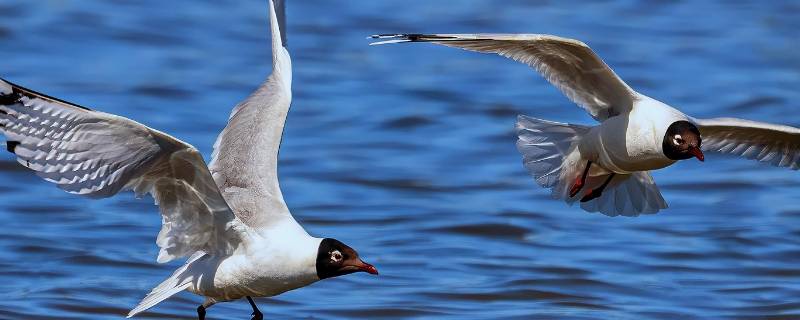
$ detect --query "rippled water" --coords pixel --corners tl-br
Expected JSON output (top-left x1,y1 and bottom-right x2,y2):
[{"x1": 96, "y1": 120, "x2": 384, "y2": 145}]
[{"x1": 1, "y1": 1, "x2": 799, "y2": 319}]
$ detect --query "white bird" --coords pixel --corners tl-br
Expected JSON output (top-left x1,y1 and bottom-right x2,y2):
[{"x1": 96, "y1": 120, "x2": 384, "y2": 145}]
[
  {"x1": 370, "y1": 33, "x2": 800, "y2": 216},
  {"x1": 0, "y1": 1, "x2": 378, "y2": 319}
]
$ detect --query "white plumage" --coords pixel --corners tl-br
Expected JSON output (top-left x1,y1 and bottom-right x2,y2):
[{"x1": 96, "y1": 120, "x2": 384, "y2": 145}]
[{"x1": 371, "y1": 33, "x2": 800, "y2": 216}]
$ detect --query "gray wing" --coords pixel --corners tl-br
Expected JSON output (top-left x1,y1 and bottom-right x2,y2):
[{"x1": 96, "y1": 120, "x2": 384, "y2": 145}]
[
  {"x1": 0, "y1": 78, "x2": 244, "y2": 263},
  {"x1": 208, "y1": 0, "x2": 295, "y2": 229},
  {"x1": 693, "y1": 117, "x2": 800, "y2": 169},
  {"x1": 371, "y1": 33, "x2": 636, "y2": 121}
]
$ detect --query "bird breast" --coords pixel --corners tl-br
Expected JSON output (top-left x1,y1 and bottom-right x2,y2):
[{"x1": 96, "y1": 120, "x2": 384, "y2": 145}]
[{"x1": 189, "y1": 226, "x2": 321, "y2": 301}]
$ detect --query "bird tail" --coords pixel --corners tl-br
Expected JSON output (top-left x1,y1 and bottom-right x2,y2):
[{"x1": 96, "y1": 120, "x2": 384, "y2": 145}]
[
  {"x1": 515, "y1": 115, "x2": 591, "y2": 198},
  {"x1": 516, "y1": 115, "x2": 667, "y2": 216},
  {"x1": 127, "y1": 253, "x2": 206, "y2": 318}
]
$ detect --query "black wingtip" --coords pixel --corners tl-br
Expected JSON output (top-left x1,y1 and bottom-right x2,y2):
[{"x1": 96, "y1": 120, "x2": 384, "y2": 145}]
[
  {"x1": 406, "y1": 34, "x2": 423, "y2": 41},
  {"x1": 0, "y1": 78, "x2": 19, "y2": 106},
  {"x1": 0, "y1": 91, "x2": 20, "y2": 106},
  {"x1": 369, "y1": 34, "x2": 458, "y2": 43},
  {"x1": 370, "y1": 33, "x2": 421, "y2": 40},
  {"x1": 0, "y1": 78, "x2": 92, "y2": 111},
  {"x1": 6, "y1": 141, "x2": 19, "y2": 153},
  {"x1": 274, "y1": 0, "x2": 287, "y2": 47}
]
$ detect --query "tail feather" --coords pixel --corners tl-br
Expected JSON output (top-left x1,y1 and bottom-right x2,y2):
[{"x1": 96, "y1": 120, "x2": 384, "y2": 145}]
[
  {"x1": 516, "y1": 115, "x2": 590, "y2": 193},
  {"x1": 127, "y1": 253, "x2": 205, "y2": 318},
  {"x1": 577, "y1": 171, "x2": 667, "y2": 216},
  {"x1": 515, "y1": 115, "x2": 667, "y2": 216}
]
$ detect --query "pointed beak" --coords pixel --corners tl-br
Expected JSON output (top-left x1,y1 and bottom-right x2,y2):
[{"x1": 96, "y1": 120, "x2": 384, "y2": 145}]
[
  {"x1": 689, "y1": 147, "x2": 704, "y2": 162},
  {"x1": 355, "y1": 259, "x2": 379, "y2": 275}
]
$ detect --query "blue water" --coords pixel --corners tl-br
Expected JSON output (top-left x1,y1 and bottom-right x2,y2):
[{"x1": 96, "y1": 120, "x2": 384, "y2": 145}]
[{"x1": 1, "y1": 1, "x2": 799, "y2": 319}]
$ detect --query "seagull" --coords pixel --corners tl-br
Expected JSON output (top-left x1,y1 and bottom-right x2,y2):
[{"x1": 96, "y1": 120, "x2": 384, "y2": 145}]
[
  {"x1": 0, "y1": 1, "x2": 378, "y2": 319},
  {"x1": 370, "y1": 33, "x2": 800, "y2": 216}
]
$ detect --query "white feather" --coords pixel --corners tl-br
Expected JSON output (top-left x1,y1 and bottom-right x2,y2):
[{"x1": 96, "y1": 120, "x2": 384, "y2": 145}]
[
  {"x1": 127, "y1": 252, "x2": 207, "y2": 318},
  {"x1": 694, "y1": 117, "x2": 800, "y2": 170}
]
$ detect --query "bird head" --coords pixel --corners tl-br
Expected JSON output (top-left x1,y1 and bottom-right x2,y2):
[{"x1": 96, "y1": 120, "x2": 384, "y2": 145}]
[
  {"x1": 316, "y1": 238, "x2": 378, "y2": 279},
  {"x1": 663, "y1": 120, "x2": 704, "y2": 162}
]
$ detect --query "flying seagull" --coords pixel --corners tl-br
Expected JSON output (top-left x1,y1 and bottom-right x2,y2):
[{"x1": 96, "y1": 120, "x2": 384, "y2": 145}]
[
  {"x1": 0, "y1": 1, "x2": 377, "y2": 319},
  {"x1": 370, "y1": 33, "x2": 800, "y2": 216}
]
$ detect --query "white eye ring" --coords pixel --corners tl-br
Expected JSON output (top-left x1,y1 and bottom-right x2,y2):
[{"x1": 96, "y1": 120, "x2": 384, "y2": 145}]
[
  {"x1": 330, "y1": 250, "x2": 343, "y2": 262},
  {"x1": 673, "y1": 134, "x2": 684, "y2": 145}
]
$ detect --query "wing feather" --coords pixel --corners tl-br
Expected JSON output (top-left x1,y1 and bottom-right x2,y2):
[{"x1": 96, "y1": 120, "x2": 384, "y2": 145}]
[
  {"x1": 371, "y1": 33, "x2": 636, "y2": 121},
  {"x1": 0, "y1": 78, "x2": 243, "y2": 262},
  {"x1": 694, "y1": 117, "x2": 800, "y2": 170},
  {"x1": 208, "y1": 0, "x2": 295, "y2": 229}
]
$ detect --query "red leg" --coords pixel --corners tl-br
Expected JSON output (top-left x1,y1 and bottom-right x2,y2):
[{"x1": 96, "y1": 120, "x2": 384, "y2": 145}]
[
  {"x1": 569, "y1": 161, "x2": 592, "y2": 197},
  {"x1": 581, "y1": 173, "x2": 616, "y2": 202}
]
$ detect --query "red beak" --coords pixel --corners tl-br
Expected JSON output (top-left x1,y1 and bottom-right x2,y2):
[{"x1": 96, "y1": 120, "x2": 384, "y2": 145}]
[
  {"x1": 357, "y1": 260, "x2": 379, "y2": 275},
  {"x1": 689, "y1": 147, "x2": 704, "y2": 162}
]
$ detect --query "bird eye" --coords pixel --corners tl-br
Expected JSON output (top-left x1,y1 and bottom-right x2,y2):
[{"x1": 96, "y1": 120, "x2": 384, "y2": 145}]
[
  {"x1": 330, "y1": 250, "x2": 343, "y2": 262},
  {"x1": 673, "y1": 134, "x2": 684, "y2": 145}
]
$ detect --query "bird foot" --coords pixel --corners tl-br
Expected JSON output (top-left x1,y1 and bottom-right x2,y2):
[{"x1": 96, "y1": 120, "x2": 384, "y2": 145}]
[
  {"x1": 252, "y1": 311, "x2": 263, "y2": 320},
  {"x1": 569, "y1": 177, "x2": 584, "y2": 197},
  {"x1": 580, "y1": 189, "x2": 603, "y2": 202},
  {"x1": 570, "y1": 160, "x2": 593, "y2": 197},
  {"x1": 197, "y1": 305, "x2": 206, "y2": 320}
]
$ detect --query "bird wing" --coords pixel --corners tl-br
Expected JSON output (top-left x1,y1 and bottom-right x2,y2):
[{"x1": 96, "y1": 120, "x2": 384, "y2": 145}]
[
  {"x1": 693, "y1": 117, "x2": 800, "y2": 169},
  {"x1": 370, "y1": 33, "x2": 636, "y2": 121},
  {"x1": 208, "y1": 0, "x2": 297, "y2": 230},
  {"x1": 0, "y1": 78, "x2": 245, "y2": 263}
]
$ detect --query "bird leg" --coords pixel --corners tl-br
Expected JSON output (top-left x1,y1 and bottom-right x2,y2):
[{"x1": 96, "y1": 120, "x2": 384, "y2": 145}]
[
  {"x1": 569, "y1": 160, "x2": 593, "y2": 197},
  {"x1": 197, "y1": 305, "x2": 206, "y2": 320},
  {"x1": 247, "y1": 296, "x2": 263, "y2": 320},
  {"x1": 581, "y1": 173, "x2": 615, "y2": 202}
]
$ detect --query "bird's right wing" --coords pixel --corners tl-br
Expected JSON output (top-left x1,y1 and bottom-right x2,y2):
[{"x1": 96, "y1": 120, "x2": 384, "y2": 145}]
[
  {"x1": 370, "y1": 33, "x2": 636, "y2": 121},
  {"x1": 0, "y1": 78, "x2": 244, "y2": 263},
  {"x1": 693, "y1": 117, "x2": 800, "y2": 169},
  {"x1": 208, "y1": 0, "x2": 295, "y2": 230}
]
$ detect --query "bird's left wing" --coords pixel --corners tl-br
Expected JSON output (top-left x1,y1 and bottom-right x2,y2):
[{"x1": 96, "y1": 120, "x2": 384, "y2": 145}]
[
  {"x1": 208, "y1": 0, "x2": 295, "y2": 230},
  {"x1": 370, "y1": 33, "x2": 636, "y2": 121},
  {"x1": 0, "y1": 78, "x2": 245, "y2": 263},
  {"x1": 693, "y1": 117, "x2": 800, "y2": 169}
]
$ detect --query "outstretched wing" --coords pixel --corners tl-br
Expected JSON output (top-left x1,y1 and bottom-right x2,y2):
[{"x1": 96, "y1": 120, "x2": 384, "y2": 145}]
[
  {"x1": 0, "y1": 78, "x2": 244, "y2": 263},
  {"x1": 370, "y1": 33, "x2": 636, "y2": 121},
  {"x1": 209, "y1": 0, "x2": 296, "y2": 229},
  {"x1": 693, "y1": 117, "x2": 800, "y2": 170}
]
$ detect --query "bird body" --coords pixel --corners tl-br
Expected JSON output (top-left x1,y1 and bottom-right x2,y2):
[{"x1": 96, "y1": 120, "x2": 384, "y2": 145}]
[
  {"x1": 371, "y1": 33, "x2": 800, "y2": 216},
  {"x1": 187, "y1": 222, "x2": 321, "y2": 303},
  {"x1": 590, "y1": 95, "x2": 685, "y2": 174}
]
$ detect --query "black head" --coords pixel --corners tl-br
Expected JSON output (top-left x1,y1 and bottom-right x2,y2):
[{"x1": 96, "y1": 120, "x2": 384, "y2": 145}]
[
  {"x1": 663, "y1": 120, "x2": 704, "y2": 162},
  {"x1": 316, "y1": 238, "x2": 378, "y2": 280}
]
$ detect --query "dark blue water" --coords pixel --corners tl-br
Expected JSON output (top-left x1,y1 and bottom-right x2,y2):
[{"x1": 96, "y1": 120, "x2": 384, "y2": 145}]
[{"x1": 1, "y1": 1, "x2": 799, "y2": 319}]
